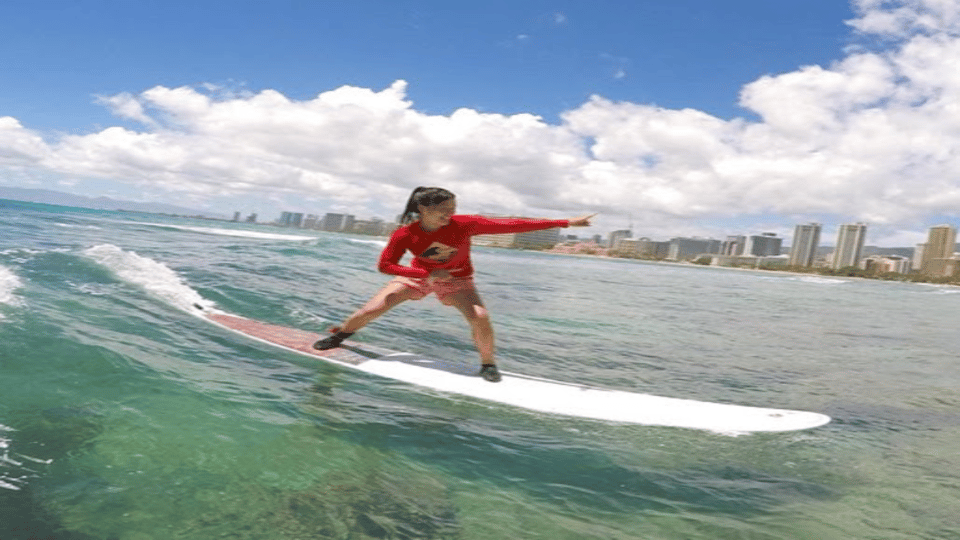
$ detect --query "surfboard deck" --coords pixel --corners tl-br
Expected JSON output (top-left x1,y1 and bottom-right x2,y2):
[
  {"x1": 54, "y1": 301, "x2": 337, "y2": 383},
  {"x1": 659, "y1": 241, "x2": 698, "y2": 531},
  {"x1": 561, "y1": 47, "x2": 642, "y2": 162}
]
[{"x1": 199, "y1": 310, "x2": 831, "y2": 434}]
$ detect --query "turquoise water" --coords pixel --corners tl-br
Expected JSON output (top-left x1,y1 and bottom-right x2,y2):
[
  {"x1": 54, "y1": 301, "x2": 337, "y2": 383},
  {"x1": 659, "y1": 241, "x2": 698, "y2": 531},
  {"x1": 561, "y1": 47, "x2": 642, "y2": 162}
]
[{"x1": 1, "y1": 199, "x2": 958, "y2": 539}]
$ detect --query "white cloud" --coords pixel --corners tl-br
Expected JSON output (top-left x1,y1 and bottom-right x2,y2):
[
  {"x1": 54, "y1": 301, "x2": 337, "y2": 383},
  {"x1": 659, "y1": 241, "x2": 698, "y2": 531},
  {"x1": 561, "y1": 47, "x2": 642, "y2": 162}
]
[
  {"x1": 848, "y1": 0, "x2": 960, "y2": 37},
  {"x1": 95, "y1": 93, "x2": 159, "y2": 127},
  {"x1": 554, "y1": 0, "x2": 960, "y2": 238},
  {"x1": 0, "y1": 117, "x2": 49, "y2": 165},
  {"x1": 29, "y1": 81, "x2": 588, "y2": 214},
  {"x1": 2, "y1": 0, "x2": 960, "y2": 245}
]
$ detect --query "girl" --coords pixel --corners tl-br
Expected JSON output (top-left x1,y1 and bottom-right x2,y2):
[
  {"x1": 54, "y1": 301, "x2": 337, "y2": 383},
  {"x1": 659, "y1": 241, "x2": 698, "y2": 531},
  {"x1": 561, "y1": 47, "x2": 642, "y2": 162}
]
[{"x1": 313, "y1": 186, "x2": 594, "y2": 382}]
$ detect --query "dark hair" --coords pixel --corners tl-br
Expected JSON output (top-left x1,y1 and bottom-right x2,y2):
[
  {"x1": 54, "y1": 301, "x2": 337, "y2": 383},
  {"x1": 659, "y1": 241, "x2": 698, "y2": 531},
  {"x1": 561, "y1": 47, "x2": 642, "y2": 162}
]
[{"x1": 400, "y1": 187, "x2": 456, "y2": 225}]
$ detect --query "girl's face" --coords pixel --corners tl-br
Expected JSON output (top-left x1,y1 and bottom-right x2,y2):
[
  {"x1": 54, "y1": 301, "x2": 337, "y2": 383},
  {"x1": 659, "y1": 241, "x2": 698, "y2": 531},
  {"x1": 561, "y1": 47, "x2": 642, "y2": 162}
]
[{"x1": 418, "y1": 198, "x2": 456, "y2": 230}]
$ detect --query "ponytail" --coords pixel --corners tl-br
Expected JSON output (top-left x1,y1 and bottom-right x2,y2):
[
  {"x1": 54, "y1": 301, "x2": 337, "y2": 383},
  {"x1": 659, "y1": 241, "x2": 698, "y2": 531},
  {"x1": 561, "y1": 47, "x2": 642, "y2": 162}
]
[{"x1": 399, "y1": 187, "x2": 455, "y2": 225}]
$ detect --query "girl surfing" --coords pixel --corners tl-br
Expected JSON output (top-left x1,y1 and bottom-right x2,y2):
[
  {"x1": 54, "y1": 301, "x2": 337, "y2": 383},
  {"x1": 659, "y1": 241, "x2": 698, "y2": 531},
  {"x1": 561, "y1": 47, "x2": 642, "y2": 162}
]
[{"x1": 313, "y1": 186, "x2": 595, "y2": 382}]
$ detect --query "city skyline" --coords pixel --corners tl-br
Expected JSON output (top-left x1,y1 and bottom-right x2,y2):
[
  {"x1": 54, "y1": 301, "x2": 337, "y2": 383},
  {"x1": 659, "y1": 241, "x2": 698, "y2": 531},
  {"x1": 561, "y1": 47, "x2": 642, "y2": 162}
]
[
  {"x1": 605, "y1": 221, "x2": 958, "y2": 279},
  {"x1": 248, "y1": 206, "x2": 960, "y2": 280},
  {"x1": 269, "y1": 205, "x2": 952, "y2": 263}
]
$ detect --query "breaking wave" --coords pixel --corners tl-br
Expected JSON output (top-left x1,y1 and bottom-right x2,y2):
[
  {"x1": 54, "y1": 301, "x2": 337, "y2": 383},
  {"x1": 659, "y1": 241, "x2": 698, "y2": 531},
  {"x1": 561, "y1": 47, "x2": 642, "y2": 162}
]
[
  {"x1": 0, "y1": 265, "x2": 24, "y2": 318},
  {"x1": 82, "y1": 244, "x2": 216, "y2": 313},
  {"x1": 139, "y1": 222, "x2": 317, "y2": 241}
]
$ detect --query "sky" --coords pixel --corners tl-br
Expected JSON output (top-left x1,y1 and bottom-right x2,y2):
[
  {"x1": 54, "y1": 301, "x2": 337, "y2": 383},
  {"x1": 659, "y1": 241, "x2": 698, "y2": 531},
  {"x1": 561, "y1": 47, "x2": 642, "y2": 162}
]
[{"x1": 1, "y1": 0, "x2": 959, "y2": 246}]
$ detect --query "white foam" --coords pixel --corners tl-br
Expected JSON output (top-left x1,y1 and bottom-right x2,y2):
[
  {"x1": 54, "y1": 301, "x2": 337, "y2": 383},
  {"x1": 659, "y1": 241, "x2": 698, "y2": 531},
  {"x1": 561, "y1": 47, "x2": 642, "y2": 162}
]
[
  {"x1": 0, "y1": 248, "x2": 72, "y2": 265},
  {"x1": 933, "y1": 288, "x2": 960, "y2": 294},
  {"x1": 798, "y1": 276, "x2": 847, "y2": 285},
  {"x1": 0, "y1": 424, "x2": 11, "y2": 449},
  {"x1": 55, "y1": 223, "x2": 102, "y2": 230},
  {"x1": 0, "y1": 266, "x2": 24, "y2": 317},
  {"x1": 917, "y1": 283, "x2": 960, "y2": 294},
  {"x1": 0, "y1": 248, "x2": 47, "y2": 256},
  {"x1": 140, "y1": 222, "x2": 317, "y2": 241},
  {"x1": 347, "y1": 238, "x2": 388, "y2": 248},
  {"x1": 0, "y1": 248, "x2": 52, "y2": 256},
  {"x1": 83, "y1": 244, "x2": 216, "y2": 313},
  {"x1": 0, "y1": 424, "x2": 20, "y2": 490}
]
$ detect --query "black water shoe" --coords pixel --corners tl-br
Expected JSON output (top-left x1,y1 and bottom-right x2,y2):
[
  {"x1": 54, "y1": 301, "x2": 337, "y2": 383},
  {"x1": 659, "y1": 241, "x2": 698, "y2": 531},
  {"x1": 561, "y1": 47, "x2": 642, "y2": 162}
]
[
  {"x1": 479, "y1": 364, "x2": 502, "y2": 383},
  {"x1": 312, "y1": 332, "x2": 353, "y2": 351}
]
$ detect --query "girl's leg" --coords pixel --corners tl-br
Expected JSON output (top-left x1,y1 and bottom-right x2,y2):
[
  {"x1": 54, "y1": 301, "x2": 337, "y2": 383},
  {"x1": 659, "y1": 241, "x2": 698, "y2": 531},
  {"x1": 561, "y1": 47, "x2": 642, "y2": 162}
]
[
  {"x1": 314, "y1": 281, "x2": 421, "y2": 350},
  {"x1": 444, "y1": 288, "x2": 496, "y2": 365},
  {"x1": 339, "y1": 280, "x2": 423, "y2": 333}
]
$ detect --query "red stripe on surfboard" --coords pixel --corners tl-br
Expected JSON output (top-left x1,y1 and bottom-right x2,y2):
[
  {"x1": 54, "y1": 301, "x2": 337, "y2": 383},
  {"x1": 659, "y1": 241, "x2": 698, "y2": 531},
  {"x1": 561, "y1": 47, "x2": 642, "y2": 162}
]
[{"x1": 206, "y1": 313, "x2": 328, "y2": 357}]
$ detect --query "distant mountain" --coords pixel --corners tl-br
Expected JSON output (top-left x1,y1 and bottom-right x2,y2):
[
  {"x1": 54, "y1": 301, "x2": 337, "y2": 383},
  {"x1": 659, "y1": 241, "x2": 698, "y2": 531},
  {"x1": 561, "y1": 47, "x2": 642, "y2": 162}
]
[{"x1": 0, "y1": 186, "x2": 226, "y2": 218}]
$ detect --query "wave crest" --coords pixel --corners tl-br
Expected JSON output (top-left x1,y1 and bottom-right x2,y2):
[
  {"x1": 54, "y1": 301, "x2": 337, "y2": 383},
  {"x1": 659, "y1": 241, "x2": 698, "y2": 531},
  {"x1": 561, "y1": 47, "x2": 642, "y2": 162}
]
[
  {"x1": 82, "y1": 244, "x2": 216, "y2": 313},
  {"x1": 0, "y1": 265, "x2": 24, "y2": 317}
]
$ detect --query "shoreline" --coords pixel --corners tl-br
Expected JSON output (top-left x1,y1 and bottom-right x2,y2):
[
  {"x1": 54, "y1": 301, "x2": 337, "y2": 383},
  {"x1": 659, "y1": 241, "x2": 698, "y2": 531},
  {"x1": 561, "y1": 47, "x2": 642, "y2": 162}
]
[{"x1": 528, "y1": 247, "x2": 960, "y2": 287}]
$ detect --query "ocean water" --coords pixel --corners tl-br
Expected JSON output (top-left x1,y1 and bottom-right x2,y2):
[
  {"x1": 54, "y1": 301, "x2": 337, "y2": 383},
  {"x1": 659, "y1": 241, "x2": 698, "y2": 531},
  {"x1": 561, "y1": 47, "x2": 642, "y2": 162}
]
[{"x1": 1, "y1": 198, "x2": 958, "y2": 540}]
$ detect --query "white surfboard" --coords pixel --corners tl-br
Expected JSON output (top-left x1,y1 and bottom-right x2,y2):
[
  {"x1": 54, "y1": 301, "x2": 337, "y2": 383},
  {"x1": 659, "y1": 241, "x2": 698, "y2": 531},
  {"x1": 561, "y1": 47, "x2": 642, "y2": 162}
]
[{"x1": 196, "y1": 309, "x2": 830, "y2": 434}]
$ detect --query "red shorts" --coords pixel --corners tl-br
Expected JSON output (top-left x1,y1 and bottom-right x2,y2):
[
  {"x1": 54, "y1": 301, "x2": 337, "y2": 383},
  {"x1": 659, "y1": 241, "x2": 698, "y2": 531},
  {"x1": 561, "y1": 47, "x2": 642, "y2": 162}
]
[{"x1": 390, "y1": 275, "x2": 476, "y2": 305}]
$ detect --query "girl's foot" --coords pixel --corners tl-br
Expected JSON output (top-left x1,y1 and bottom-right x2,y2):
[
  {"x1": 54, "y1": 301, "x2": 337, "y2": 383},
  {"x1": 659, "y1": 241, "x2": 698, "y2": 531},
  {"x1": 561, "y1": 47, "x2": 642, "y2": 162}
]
[
  {"x1": 479, "y1": 364, "x2": 501, "y2": 383},
  {"x1": 312, "y1": 331, "x2": 353, "y2": 351}
]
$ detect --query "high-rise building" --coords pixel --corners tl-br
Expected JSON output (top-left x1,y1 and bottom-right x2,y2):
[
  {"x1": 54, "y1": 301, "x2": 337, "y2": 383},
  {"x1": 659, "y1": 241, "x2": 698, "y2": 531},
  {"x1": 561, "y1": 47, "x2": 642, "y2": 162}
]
[
  {"x1": 861, "y1": 255, "x2": 911, "y2": 274},
  {"x1": 352, "y1": 218, "x2": 390, "y2": 236},
  {"x1": 278, "y1": 212, "x2": 304, "y2": 228},
  {"x1": 632, "y1": 238, "x2": 671, "y2": 259},
  {"x1": 321, "y1": 213, "x2": 356, "y2": 232},
  {"x1": 789, "y1": 223, "x2": 822, "y2": 267},
  {"x1": 613, "y1": 237, "x2": 641, "y2": 254},
  {"x1": 722, "y1": 235, "x2": 746, "y2": 256},
  {"x1": 608, "y1": 229, "x2": 632, "y2": 248},
  {"x1": 745, "y1": 233, "x2": 783, "y2": 257},
  {"x1": 920, "y1": 224, "x2": 957, "y2": 275},
  {"x1": 667, "y1": 237, "x2": 721, "y2": 261},
  {"x1": 912, "y1": 243, "x2": 927, "y2": 271},
  {"x1": 833, "y1": 223, "x2": 868, "y2": 269},
  {"x1": 514, "y1": 227, "x2": 562, "y2": 249}
]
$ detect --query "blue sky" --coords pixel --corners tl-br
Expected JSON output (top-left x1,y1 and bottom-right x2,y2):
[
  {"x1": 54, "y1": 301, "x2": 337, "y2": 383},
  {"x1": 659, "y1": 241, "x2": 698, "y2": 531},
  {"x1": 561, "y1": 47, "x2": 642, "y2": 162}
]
[
  {"x1": 2, "y1": 0, "x2": 959, "y2": 246},
  {"x1": 4, "y1": 1, "x2": 852, "y2": 128}
]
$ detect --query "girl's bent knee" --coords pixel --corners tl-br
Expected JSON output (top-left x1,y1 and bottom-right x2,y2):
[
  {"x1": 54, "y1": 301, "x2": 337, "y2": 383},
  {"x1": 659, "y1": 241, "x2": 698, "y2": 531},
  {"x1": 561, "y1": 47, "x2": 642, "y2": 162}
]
[{"x1": 466, "y1": 305, "x2": 490, "y2": 323}]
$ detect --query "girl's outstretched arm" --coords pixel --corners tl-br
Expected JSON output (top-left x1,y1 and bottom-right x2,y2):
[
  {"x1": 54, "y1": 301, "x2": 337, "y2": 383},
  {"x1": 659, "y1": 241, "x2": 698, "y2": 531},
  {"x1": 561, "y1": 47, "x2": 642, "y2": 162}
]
[{"x1": 568, "y1": 213, "x2": 597, "y2": 227}]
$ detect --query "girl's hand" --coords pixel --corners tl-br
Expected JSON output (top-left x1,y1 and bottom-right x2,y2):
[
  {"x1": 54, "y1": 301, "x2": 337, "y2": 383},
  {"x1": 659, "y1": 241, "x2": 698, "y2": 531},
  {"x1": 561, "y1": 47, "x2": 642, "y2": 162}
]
[{"x1": 568, "y1": 213, "x2": 597, "y2": 227}]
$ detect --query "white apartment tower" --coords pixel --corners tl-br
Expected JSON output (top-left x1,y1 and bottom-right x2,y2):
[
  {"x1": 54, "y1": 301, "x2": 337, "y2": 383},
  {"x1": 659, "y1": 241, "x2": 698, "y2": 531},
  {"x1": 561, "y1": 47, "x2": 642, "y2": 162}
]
[
  {"x1": 833, "y1": 223, "x2": 868, "y2": 269},
  {"x1": 789, "y1": 223, "x2": 822, "y2": 267}
]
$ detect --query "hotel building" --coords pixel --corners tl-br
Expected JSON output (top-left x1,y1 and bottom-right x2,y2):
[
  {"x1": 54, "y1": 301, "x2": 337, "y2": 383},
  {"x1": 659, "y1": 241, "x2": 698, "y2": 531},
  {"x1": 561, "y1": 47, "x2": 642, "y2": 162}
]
[
  {"x1": 832, "y1": 223, "x2": 867, "y2": 269},
  {"x1": 920, "y1": 224, "x2": 958, "y2": 276},
  {"x1": 744, "y1": 233, "x2": 783, "y2": 257},
  {"x1": 789, "y1": 223, "x2": 822, "y2": 267}
]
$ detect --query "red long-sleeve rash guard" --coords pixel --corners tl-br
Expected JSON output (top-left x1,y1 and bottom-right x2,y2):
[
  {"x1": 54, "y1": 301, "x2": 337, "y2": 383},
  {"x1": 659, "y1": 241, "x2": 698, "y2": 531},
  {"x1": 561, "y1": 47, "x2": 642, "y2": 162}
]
[{"x1": 378, "y1": 215, "x2": 570, "y2": 279}]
